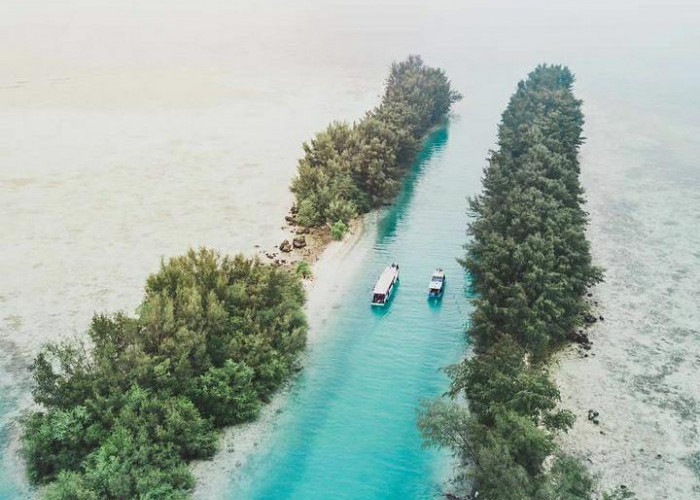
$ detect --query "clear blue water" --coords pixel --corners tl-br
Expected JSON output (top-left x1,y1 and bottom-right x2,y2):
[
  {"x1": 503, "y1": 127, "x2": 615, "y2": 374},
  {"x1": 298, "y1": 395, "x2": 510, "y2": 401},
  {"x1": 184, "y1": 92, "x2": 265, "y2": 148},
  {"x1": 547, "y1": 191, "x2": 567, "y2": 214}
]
[{"x1": 227, "y1": 123, "x2": 482, "y2": 500}]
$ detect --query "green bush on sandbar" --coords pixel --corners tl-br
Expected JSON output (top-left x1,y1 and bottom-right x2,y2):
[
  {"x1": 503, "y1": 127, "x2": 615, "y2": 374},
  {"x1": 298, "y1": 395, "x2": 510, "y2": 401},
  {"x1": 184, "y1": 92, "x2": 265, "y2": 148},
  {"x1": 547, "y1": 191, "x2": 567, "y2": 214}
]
[{"x1": 330, "y1": 220, "x2": 349, "y2": 241}]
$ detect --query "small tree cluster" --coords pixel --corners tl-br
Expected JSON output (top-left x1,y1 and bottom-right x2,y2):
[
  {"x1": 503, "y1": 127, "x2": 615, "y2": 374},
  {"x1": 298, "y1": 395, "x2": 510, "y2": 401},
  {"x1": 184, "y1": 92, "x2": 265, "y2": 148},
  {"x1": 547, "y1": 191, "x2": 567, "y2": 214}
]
[
  {"x1": 330, "y1": 220, "x2": 348, "y2": 240},
  {"x1": 21, "y1": 248, "x2": 307, "y2": 499},
  {"x1": 291, "y1": 55, "x2": 461, "y2": 227},
  {"x1": 419, "y1": 65, "x2": 605, "y2": 499},
  {"x1": 295, "y1": 260, "x2": 313, "y2": 279}
]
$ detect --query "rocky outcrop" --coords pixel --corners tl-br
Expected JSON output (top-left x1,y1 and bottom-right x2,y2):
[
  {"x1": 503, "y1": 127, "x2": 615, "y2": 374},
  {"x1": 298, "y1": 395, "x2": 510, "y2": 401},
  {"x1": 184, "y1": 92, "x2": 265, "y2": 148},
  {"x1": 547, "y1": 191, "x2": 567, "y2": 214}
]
[
  {"x1": 583, "y1": 313, "x2": 598, "y2": 325},
  {"x1": 570, "y1": 329, "x2": 592, "y2": 350},
  {"x1": 279, "y1": 240, "x2": 292, "y2": 253},
  {"x1": 587, "y1": 409, "x2": 600, "y2": 425}
]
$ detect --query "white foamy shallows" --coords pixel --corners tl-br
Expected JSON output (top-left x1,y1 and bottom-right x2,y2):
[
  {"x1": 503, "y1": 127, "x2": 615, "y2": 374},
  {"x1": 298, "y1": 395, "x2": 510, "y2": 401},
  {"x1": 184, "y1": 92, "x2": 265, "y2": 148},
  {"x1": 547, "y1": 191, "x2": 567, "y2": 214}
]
[{"x1": 191, "y1": 215, "x2": 375, "y2": 499}]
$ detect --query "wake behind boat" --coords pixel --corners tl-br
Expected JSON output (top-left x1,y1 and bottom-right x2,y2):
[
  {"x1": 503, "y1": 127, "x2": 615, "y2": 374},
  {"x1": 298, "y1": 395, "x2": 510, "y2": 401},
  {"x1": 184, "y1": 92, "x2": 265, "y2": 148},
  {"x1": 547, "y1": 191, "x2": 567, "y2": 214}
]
[{"x1": 371, "y1": 263, "x2": 399, "y2": 306}]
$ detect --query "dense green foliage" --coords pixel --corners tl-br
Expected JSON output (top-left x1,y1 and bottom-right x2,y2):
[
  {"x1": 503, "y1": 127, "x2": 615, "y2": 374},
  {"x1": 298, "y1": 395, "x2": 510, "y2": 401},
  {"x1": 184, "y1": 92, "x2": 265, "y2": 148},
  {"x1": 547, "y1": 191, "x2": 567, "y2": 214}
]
[
  {"x1": 292, "y1": 55, "x2": 461, "y2": 227},
  {"x1": 330, "y1": 220, "x2": 349, "y2": 240},
  {"x1": 295, "y1": 259, "x2": 313, "y2": 279},
  {"x1": 21, "y1": 249, "x2": 307, "y2": 499},
  {"x1": 419, "y1": 65, "x2": 605, "y2": 499}
]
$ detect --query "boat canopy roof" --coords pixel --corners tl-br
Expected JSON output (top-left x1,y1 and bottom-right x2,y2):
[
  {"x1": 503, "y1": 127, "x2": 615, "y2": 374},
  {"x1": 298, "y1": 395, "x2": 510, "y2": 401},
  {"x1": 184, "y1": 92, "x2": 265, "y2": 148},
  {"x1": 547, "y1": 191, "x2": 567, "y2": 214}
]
[{"x1": 373, "y1": 266, "x2": 398, "y2": 295}]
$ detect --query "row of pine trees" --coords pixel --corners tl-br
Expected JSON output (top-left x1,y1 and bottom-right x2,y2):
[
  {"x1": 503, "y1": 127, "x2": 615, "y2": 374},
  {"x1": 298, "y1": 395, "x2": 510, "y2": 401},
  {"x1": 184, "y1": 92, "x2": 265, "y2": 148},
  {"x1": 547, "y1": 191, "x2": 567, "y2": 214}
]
[
  {"x1": 291, "y1": 55, "x2": 462, "y2": 235},
  {"x1": 419, "y1": 66, "x2": 632, "y2": 500}
]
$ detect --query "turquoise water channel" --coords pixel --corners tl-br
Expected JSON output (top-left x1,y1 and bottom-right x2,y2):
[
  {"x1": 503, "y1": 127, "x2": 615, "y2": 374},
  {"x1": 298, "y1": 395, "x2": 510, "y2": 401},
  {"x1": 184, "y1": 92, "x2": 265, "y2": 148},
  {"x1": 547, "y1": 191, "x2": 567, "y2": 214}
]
[{"x1": 227, "y1": 122, "x2": 482, "y2": 500}]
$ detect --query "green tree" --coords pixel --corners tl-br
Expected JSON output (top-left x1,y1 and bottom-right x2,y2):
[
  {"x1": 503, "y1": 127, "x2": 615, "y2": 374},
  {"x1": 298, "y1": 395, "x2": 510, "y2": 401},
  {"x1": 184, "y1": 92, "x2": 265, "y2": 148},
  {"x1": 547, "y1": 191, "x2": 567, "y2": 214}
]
[
  {"x1": 330, "y1": 220, "x2": 349, "y2": 240},
  {"x1": 295, "y1": 260, "x2": 313, "y2": 279},
  {"x1": 419, "y1": 65, "x2": 604, "y2": 500},
  {"x1": 292, "y1": 56, "x2": 461, "y2": 228},
  {"x1": 21, "y1": 248, "x2": 308, "y2": 498}
]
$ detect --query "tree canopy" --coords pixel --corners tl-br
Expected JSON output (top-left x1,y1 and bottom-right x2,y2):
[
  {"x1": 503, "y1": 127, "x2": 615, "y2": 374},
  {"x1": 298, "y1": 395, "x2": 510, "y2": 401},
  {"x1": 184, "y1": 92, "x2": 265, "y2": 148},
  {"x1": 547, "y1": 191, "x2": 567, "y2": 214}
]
[
  {"x1": 419, "y1": 65, "x2": 606, "y2": 499},
  {"x1": 22, "y1": 249, "x2": 307, "y2": 499},
  {"x1": 292, "y1": 55, "x2": 461, "y2": 230}
]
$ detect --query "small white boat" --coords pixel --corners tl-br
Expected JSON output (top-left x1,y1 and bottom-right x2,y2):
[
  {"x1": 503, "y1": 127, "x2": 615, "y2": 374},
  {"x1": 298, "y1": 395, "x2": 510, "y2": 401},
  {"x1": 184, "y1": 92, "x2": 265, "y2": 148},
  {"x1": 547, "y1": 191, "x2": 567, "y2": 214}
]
[
  {"x1": 371, "y1": 263, "x2": 400, "y2": 306},
  {"x1": 428, "y1": 269, "x2": 446, "y2": 298}
]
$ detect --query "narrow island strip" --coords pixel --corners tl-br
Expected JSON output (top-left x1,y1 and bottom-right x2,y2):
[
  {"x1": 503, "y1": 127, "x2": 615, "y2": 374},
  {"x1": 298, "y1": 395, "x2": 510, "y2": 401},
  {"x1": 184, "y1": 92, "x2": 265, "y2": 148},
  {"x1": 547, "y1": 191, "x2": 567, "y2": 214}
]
[
  {"x1": 418, "y1": 66, "x2": 632, "y2": 500},
  {"x1": 261, "y1": 55, "x2": 462, "y2": 272},
  {"x1": 18, "y1": 56, "x2": 460, "y2": 499}
]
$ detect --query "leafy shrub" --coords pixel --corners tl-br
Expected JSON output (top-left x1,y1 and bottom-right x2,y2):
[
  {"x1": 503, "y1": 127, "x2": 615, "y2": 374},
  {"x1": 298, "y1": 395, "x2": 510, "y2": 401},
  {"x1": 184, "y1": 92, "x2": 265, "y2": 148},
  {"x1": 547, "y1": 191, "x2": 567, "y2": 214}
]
[
  {"x1": 330, "y1": 220, "x2": 348, "y2": 240},
  {"x1": 295, "y1": 260, "x2": 313, "y2": 279},
  {"x1": 326, "y1": 198, "x2": 357, "y2": 225},
  {"x1": 296, "y1": 198, "x2": 323, "y2": 227}
]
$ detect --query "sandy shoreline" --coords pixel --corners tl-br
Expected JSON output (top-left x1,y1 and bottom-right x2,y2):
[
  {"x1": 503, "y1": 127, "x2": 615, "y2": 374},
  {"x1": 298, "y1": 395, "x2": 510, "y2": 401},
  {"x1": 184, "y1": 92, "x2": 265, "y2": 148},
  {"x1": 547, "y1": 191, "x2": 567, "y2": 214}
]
[{"x1": 191, "y1": 214, "x2": 376, "y2": 499}]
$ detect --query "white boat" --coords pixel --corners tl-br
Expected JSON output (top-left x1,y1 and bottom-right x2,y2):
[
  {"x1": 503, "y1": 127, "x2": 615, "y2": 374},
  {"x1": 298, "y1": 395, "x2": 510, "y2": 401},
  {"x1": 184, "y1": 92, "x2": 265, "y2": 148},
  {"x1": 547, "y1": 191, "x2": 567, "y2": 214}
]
[
  {"x1": 428, "y1": 269, "x2": 446, "y2": 298},
  {"x1": 371, "y1": 263, "x2": 400, "y2": 306}
]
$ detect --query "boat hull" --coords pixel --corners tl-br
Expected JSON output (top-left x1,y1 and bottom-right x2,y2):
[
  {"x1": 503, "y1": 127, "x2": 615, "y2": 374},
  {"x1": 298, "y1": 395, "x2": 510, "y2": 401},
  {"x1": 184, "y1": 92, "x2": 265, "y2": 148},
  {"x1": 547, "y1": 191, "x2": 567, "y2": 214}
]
[
  {"x1": 427, "y1": 276, "x2": 446, "y2": 299},
  {"x1": 372, "y1": 284, "x2": 395, "y2": 306},
  {"x1": 371, "y1": 265, "x2": 399, "y2": 306}
]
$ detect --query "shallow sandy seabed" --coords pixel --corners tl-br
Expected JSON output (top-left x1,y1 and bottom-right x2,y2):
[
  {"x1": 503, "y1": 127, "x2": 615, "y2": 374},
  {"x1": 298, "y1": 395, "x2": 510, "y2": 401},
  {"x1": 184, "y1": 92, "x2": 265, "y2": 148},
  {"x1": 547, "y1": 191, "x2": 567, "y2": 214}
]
[{"x1": 555, "y1": 105, "x2": 700, "y2": 499}]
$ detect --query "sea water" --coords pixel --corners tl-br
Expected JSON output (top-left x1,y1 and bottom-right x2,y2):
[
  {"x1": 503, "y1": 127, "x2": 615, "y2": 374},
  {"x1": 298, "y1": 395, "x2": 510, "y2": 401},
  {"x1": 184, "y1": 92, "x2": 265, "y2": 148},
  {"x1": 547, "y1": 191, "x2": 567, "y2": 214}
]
[
  {"x1": 2, "y1": 1, "x2": 699, "y2": 498},
  {"x1": 226, "y1": 125, "x2": 481, "y2": 500}
]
